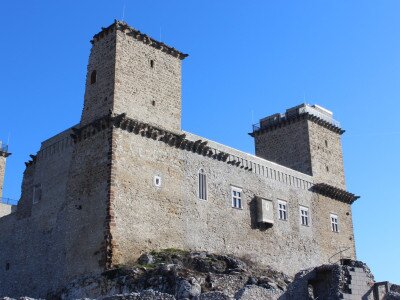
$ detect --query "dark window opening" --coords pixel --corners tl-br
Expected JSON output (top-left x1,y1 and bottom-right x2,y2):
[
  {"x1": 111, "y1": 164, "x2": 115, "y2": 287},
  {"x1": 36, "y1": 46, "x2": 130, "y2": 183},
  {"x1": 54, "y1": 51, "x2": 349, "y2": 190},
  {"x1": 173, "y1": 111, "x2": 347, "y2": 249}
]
[
  {"x1": 325, "y1": 140, "x2": 328, "y2": 147},
  {"x1": 150, "y1": 60, "x2": 154, "y2": 68},
  {"x1": 326, "y1": 166, "x2": 329, "y2": 172},
  {"x1": 5, "y1": 263, "x2": 10, "y2": 271},
  {"x1": 152, "y1": 100, "x2": 156, "y2": 106},
  {"x1": 90, "y1": 70, "x2": 97, "y2": 84}
]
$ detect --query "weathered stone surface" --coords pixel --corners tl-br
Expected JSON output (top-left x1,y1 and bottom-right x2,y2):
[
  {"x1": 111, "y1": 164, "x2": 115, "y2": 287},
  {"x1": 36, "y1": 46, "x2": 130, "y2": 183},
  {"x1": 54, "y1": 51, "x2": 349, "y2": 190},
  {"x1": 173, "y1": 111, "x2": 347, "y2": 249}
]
[{"x1": 234, "y1": 285, "x2": 282, "y2": 300}]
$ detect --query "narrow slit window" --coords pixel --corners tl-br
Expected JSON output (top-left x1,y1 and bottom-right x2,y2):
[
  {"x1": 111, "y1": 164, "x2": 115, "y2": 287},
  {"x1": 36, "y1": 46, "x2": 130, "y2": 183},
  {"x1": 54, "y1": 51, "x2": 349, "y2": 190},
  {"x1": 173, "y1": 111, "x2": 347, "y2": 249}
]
[
  {"x1": 33, "y1": 184, "x2": 42, "y2": 204},
  {"x1": 90, "y1": 70, "x2": 97, "y2": 84},
  {"x1": 198, "y1": 169, "x2": 207, "y2": 200},
  {"x1": 150, "y1": 60, "x2": 154, "y2": 68}
]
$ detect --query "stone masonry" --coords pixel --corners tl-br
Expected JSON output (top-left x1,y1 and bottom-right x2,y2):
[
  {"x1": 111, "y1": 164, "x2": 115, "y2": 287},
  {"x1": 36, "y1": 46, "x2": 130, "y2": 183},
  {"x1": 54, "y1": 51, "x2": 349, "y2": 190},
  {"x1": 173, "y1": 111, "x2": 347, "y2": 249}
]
[{"x1": 0, "y1": 21, "x2": 360, "y2": 298}]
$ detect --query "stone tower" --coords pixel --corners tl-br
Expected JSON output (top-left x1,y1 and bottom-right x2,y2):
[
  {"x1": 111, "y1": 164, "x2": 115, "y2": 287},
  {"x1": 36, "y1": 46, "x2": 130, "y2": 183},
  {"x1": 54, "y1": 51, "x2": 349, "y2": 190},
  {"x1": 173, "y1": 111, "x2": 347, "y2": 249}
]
[
  {"x1": 0, "y1": 140, "x2": 10, "y2": 198},
  {"x1": 81, "y1": 21, "x2": 188, "y2": 131},
  {"x1": 250, "y1": 104, "x2": 346, "y2": 189}
]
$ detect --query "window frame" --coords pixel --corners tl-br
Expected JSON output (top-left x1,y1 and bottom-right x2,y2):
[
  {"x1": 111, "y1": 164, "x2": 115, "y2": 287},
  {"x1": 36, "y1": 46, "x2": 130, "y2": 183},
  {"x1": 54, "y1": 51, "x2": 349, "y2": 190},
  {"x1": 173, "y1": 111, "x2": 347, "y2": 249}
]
[
  {"x1": 330, "y1": 213, "x2": 339, "y2": 233},
  {"x1": 32, "y1": 184, "x2": 42, "y2": 205},
  {"x1": 278, "y1": 200, "x2": 288, "y2": 221},
  {"x1": 299, "y1": 205, "x2": 310, "y2": 226},
  {"x1": 198, "y1": 168, "x2": 207, "y2": 200},
  {"x1": 231, "y1": 186, "x2": 243, "y2": 209},
  {"x1": 154, "y1": 175, "x2": 162, "y2": 188}
]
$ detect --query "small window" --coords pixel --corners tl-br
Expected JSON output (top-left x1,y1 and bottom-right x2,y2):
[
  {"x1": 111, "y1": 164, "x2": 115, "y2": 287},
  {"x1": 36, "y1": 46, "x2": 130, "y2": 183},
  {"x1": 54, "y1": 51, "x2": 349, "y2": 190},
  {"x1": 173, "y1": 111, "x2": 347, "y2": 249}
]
[
  {"x1": 325, "y1": 140, "x2": 328, "y2": 147},
  {"x1": 33, "y1": 184, "x2": 42, "y2": 204},
  {"x1": 278, "y1": 200, "x2": 287, "y2": 220},
  {"x1": 198, "y1": 169, "x2": 207, "y2": 200},
  {"x1": 150, "y1": 60, "x2": 154, "y2": 68},
  {"x1": 154, "y1": 175, "x2": 162, "y2": 187},
  {"x1": 5, "y1": 263, "x2": 9, "y2": 271},
  {"x1": 300, "y1": 206, "x2": 309, "y2": 226},
  {"x1": 331, "y1": 214, "x2": 339, "y2": 232},
  {"x1": 326, "y1": 165, "x2": 329, "y2": 172},
  {"x1": 90, "y1": 70, "x2": 97, "y2": 84},
  {"x1": 231, "y1": 186, "x2": 242, "y2": 209}
]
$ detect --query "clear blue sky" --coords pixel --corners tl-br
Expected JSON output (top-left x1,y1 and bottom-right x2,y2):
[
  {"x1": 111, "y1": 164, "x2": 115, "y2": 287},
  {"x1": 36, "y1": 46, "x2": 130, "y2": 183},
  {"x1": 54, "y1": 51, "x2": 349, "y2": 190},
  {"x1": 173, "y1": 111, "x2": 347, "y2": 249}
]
[{"x1": 1, "y1": 1, "x2": 399, "y2": 283}]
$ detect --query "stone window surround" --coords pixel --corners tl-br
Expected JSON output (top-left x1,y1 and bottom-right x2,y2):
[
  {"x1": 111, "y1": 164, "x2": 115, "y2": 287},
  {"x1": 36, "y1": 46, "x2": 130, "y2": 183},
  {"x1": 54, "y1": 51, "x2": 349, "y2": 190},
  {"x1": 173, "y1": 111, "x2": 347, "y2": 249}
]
[
  {"x1": 300, "y1": 205, "x2": 310, "y2": 226},
  {"x1": 330, "y1": 213, "x2": 339, "y2": 233},
  {"x1": 154, "y1": 175, "x2": 162, "y2": 188},
  {"x1": 278, "y1": 199, "x2": 288, "y2": 221},
  {"x1": 231, "y1": 186, "x2": 243, "y2": 209}
]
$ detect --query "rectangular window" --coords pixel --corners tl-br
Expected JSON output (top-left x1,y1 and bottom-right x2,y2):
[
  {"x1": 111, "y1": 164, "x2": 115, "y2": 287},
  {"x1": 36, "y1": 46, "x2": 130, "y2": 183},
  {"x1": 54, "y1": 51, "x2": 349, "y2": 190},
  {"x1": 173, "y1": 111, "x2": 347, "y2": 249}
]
[
  {"x1": 300, "y1": 206, "x2": 309, "y2": 226},
  {"x1": 331, "y1": 214, "x2": 339, "y2": 232},
  {"x1": 32, "y1": 184, "x2": 42, "y2": 204},
  {"x1": 231, "y1": 186, "x2": 242, "y2": 209},
  {"x1": 278, "y1": 200, "x2": 287, "y2": 220}
]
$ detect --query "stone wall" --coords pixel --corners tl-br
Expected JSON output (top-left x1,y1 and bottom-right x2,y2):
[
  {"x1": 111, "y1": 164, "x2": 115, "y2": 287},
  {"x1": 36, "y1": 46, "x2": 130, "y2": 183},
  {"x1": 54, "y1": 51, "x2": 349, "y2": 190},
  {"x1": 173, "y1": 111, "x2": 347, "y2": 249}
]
[
  {"x1": 0, "y1": 155, "x2": 6, "y2": 198},
  {"x1": 0, "y1": 203, "x2": 13, "y2": 218},
  {"x1": 308, "y1": 120, "x2": 346, "y2": 189},
  {"x1": 110, "y1": 127, "x2": 355, "y2": 276},
  {"x1": 254, "y1": 118, "x2": 346, "y2": 189},
  {"x1": 0, "y1": 127, "x2": 111, "y2": 297},
  {"x1": 113, "y1": 29, "x2": 182, "y2": 132},
  {"x1": 254, "y1": 119, "x2": 312, "y2": 175}
]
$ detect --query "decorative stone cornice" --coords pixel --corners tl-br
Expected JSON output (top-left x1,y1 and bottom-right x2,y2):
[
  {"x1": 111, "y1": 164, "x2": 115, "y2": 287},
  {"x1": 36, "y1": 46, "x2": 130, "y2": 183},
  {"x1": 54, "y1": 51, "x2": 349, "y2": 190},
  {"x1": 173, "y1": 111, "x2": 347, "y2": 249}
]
[
  {"x1": 91, "y1": 20, "x2": 188, "y2": 60},
  {"x1": 0, "y1": 151, "x2": 11, "y2": 158},
  {"x1": 24, "y1": 154, "x2": 37, "y2": 167},
  {"x1": 249, "y1": 113, "x2": 345, "y2": 137},
  {"x1": 311, "y1": 183, "x2": 359, "y2": 204},
  {"x1": 71, "y1": 113, "x2": 248, "y2": 170}
]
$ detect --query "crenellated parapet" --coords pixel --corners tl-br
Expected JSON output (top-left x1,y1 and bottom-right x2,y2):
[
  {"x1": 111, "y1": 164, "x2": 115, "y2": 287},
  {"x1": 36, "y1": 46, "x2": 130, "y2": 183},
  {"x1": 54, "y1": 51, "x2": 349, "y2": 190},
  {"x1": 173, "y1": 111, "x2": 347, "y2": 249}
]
[{"x1": 91, "y1": 20, "x2": 188, "y2": 60}]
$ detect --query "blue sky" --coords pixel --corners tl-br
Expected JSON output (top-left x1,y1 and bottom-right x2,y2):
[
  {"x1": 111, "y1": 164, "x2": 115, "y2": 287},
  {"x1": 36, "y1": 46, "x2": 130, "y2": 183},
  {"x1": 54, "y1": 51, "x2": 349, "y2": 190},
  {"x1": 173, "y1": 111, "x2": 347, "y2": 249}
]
[{"x1": 1, "y1": 1, "x2": 399, "y2": 283}]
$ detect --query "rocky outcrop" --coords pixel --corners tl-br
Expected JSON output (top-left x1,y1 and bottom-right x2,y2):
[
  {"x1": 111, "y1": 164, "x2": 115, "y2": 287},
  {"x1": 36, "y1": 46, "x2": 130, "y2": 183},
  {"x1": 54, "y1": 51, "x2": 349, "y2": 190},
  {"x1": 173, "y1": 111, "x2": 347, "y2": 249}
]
[{"x1": 1, "y1": 250, "x2": 398, "y2": 300}]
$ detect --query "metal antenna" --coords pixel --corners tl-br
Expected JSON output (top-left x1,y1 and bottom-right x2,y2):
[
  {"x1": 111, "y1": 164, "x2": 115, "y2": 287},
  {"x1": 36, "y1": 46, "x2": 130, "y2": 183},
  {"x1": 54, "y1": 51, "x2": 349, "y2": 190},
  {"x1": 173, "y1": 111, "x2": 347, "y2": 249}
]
[{"x1": 122, "y1": 0, "x2": 126, "y2": 21}]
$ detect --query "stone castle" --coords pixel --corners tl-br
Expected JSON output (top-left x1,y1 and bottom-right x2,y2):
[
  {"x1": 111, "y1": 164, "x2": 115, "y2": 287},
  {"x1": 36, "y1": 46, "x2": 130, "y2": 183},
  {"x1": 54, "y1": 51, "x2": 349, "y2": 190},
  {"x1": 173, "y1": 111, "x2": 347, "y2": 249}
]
[{"x1": 0, "y1": 21, "x2": 360, "y2": 297}]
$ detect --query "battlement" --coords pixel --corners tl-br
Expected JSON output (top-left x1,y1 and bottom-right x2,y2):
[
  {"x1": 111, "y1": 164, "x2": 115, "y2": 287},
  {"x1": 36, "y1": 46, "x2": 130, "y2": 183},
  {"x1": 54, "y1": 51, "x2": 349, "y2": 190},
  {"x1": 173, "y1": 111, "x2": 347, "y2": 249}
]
[
  {"x1": 91, "y1": 20, "x2": 188, "y2": 60},
  {"x1": 251, "y1": 103, "x2": 344, "y2": 136}
]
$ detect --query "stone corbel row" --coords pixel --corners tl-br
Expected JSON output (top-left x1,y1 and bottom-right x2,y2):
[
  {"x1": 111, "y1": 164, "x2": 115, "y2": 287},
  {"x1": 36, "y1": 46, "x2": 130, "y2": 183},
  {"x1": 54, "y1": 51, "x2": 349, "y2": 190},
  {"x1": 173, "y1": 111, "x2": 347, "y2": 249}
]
[
  {"x1": 0, "y1": 151, "x2": 11, "y2": 158},
  {"x1": 250, "y1": 113, "x2": 345, "y2": 137},
  {"x1": 113, "y1": 114, "x2": 232, "y2": 163},
  {"x1": 91, "y1": 20, "x2": 188, "y2": 60},
  {"x1": 25, "y1": 154, "x2": 37, "y2": 167},
  {"x1": 311, "y1": 183, "x2": 360, "y2": 204}
]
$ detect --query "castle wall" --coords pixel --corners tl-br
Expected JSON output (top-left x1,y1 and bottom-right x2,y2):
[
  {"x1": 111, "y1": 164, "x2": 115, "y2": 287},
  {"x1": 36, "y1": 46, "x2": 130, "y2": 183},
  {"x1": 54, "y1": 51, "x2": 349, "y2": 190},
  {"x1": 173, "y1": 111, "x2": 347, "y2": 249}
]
[
  {"x1": 0, "y1": 128, "x2": 111, "y2": 297},
  {"x1": 254, "y1": 119, "x2": 312, "y2": 175},
  {"x1": 0, "y1": 155, "x2": 6, "y2": 198},
  {"x1": 308, "y1": 121, "x2": 346, "y2": 189},
  {"x1": 81, "y1": 29, "x2": 117, "y2": 126},
  {"x1": 113, "y1": 30, "x2": 182, "y2": 132},
  {"x1": 110, "y1": 128, "x2": 355, "y2": 275}
]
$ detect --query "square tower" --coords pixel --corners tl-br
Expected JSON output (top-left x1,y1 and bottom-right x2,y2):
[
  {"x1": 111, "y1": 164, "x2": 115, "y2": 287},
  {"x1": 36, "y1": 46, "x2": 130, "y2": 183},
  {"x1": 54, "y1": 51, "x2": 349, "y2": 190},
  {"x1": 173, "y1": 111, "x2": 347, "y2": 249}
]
[
  {"x1": 250, "y1": 104, "x2": 346, "y2": 189},
  {"x1": 81, "y1": 21, "x2": 188, "y2": 131}
]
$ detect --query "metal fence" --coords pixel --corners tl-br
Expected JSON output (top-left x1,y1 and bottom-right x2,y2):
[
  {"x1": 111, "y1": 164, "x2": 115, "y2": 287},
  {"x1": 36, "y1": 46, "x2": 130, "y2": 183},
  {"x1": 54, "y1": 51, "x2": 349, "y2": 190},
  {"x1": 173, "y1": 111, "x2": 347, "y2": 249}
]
[{"x1": 0, "y1": 197, "x2": 18, "y2": 206}]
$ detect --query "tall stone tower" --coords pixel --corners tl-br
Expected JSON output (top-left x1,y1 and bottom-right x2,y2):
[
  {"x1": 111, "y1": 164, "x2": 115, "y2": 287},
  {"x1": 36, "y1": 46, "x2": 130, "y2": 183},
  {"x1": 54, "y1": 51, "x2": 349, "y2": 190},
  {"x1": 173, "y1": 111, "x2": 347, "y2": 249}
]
[
  {"x1": 0, "y1": 140, "x2": 11, "y2": 198},
  {"x1": 81, "y1": 21, "x2": 188, "y2": 131},
  {"x1": 250, "y1": 104, "x2": 346, "y2": 189}
]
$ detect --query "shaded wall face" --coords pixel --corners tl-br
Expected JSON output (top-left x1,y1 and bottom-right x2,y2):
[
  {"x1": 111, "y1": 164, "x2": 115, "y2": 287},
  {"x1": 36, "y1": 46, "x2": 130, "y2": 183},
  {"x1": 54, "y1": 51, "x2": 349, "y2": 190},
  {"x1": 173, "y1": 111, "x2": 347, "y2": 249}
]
[
  {"x1": 113, "y1": 30, "x2": 182, "y2": 132},
  {"x1": 81, "y1": 30, "x2": 117, "y2": 126},
  {"x1": 0, "y1": 128, "x2": 111, "y2": 298},
  {"x1": 110, "y1": 128, "x2": 355, "y2": 275},
  {"x1": 254, "y1": 120, "x2": 312, "y2": 175},
  {"x1": 0, "y1": 156, "x2": 6, "y2": 198}
]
